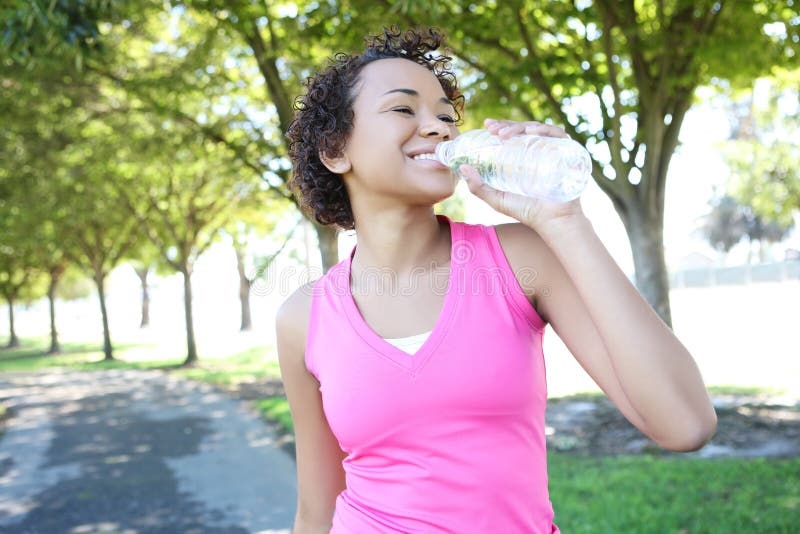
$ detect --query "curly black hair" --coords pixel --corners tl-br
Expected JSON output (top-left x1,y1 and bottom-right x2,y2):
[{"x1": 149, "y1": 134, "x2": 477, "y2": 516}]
[{"x1": 286, "y1": 26, "x2": 464, "y2": 231}]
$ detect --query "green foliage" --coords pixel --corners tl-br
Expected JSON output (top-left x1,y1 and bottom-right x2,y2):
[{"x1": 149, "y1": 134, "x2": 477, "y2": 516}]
[
  {"x1": 435, "y1": 181, "x2": 469, "y2": 221},
  {"x1": 699, "y1": 193, "x2": 794, "y2": 256},
  {"x1": 55, "y1": 268, "x2": 94, "y2": 301},
  {"x1": 0, "y1": 175, "x2": 45, "y2": 304},
  {"x1": 310, "y1": 0, "x2": 800, "y2": 323},
  {"x1": 720, "y1": 72, "x2": 799, "y2": 235},
  {"x1": 1, "y1": 0, "x2": 115, "y2": 66},
  {"x1": 699, "y1": 195, "x2": 749, "y2": 253},
  {"x1": 7, "y1": 0, "x2": 799, "y2": 325}
]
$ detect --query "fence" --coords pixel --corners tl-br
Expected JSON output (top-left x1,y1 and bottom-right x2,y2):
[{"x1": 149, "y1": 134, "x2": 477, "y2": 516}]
[{"x1": 670, "y1": 260, "x2": 800, "y2": 288}]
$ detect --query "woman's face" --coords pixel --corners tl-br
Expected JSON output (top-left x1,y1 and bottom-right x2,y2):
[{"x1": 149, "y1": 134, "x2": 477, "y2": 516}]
[{"x1": 332, "y1": 57, "x2": 461, "y2": 205}]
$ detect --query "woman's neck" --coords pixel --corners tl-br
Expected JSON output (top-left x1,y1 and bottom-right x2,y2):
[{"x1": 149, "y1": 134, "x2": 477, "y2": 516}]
[{"x1": 350, "y1": 208, "x2": 450, "y2": 276}]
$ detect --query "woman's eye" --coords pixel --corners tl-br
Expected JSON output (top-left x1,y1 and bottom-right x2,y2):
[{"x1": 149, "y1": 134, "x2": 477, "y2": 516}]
[
  {"x1": 393, "y1": 107, "x2": 414, "y2": 115},
  {"x1": 439, "y1": 116, "x2": 456, "y2": 123}
]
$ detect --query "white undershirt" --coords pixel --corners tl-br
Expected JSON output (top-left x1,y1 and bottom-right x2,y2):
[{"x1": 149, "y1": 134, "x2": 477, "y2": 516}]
[{"x1": 383, "y1": 331, "x2": 432, "y2": 355}]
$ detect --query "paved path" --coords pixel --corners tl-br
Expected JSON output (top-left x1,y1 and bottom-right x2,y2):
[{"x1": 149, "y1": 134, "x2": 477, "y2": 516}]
[{"x1": 0, "y1": 369, "x2": 297, "y2": 533}]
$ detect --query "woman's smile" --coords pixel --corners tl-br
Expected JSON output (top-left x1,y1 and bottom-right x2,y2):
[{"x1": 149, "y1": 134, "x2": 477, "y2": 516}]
[{"x1": 407, "y1": 145, "x2": 449, "y2": 169}]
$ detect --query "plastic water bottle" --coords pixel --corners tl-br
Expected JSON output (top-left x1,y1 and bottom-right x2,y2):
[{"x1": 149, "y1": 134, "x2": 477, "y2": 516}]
[{"x1": 435, "y1": 129, "x2": 592, "y2": 202}]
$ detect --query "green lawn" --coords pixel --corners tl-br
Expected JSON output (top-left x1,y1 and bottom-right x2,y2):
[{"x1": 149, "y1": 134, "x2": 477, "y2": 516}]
[
  {"x1": 2, "y1": 336, "x2": 798, "y2": 532},
  {"x1": 0, "y1": 337, "x2": 182, "y2": 372},
  {"x1": 549, "y1": 453, "x2": 800, "y2": 533},
  {"x1": 0, "y1": 337, "x2": 279, "y2": 376},
  {"x1": 0, "y1": 403, "x2": 6, "y2": 439}
]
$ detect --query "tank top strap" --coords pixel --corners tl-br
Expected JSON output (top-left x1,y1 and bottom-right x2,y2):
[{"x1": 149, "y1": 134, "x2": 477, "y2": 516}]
[
  {"x1": 455, "y1": 221, "x2": 547, "y2": 332},
  {"x1": 305, "y1": 258, "x2": 351, "y2": 381}
]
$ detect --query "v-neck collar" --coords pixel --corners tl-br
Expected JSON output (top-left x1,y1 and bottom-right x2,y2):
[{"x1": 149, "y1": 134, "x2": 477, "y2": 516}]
[{"x1": 341, "y1": 215, "x2": 463, "y2": 377}]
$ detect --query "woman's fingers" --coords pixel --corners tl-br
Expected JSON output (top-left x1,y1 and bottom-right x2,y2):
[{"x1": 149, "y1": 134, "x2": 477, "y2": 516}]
[
  {"x1": 460, "y1": 164, "x2": 500, "y2": 204},
  {"x1": 483, "y1": 118, "x2": 568, "y2": 139},
  {"x1": 525, "y1": 122, "x2": 569, "y2": 138},
  {"x1": 485, "y1": 118, "x2": 529, "y2": 139}
]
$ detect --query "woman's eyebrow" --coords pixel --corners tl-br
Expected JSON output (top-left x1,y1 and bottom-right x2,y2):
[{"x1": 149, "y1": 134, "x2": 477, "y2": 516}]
[{"x1": 382, "y1": 88, "x2": 452, "y2": 106}]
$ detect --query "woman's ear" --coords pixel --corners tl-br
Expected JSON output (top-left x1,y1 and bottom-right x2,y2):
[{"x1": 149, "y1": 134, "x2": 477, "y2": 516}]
[{"x1": 319, "y1": 150, "x2": 352, "y2": 174}]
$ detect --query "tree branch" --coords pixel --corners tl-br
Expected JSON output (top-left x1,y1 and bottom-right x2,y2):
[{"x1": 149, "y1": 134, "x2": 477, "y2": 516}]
[
  {"x1": 242, "y1": 17, "x2": 294, "y2": 135},
  {"x1": 253, "y1": 219, "x2": 301, "y2": 279},
  {"x1": 86, "y1": 65, "x2": 293, "y2": 203},
  {"x1": 601, "y1": 13, "x2": 629, "y2": 182},
  {"x1": 596, "y1": 0, "x2": 654, "y2": 103}
]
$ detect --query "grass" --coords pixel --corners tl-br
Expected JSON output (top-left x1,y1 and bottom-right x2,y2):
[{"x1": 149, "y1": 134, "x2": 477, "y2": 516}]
[
  {"x1": 0, "y1": 337, "x2": 181, "y2": 372},
  {"x1": 707, "y1": 385, "x2": 790, "y2": 397},
  {"x1": 0, "y1": 336, "x2": 283, "y2": 423},
  {"x1": 3, "y1": 337, "x2": 799, "y2": 531},
  {"x1": 0, "y1": 337, "x2": 281, "y2": 376},
  {"x1": 0, "y1": 403, "x2": 6, "y2": 439},
  {"x1": 257, "y1": 397, "x2": 294, "y2": 433},
  {"x1": 548, "y1": 453, "x2": 800, "y2": 533},
  {"x1": 546, "y1": 385, "x2": 791, "y2": 405},
  {"x1": 174, "y1": 345, "x2": 281, "y2": 385}
]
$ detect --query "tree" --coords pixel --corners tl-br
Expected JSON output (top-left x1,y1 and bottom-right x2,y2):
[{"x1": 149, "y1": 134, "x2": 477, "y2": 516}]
[
  {"x1": 178, "y1": 0, "x2": 343, "y2": 269},
  {"x1": 78, "y1": 1, "x2": 343, "y2": 270},
  {"x1": 3, "y1": 3, "x2": 285, "y2": 361},
  {"x1": 699, "y1": 195, "x2": 747, "y2": 255},
  {"x1": 0, "y1": 66, "x2": 73, "y2": 351},
  {"x1": 224, "y1": 198, "x2": 297, "y2": 332},
  {"x1": 345, "y1": 0, "x2": 800, "y2": 326},
  {"x1": 128, "y1": 242, "x2": 165, "y2": 329},
  {"x1": 60, "y1": 168, "x2": 141, "y2": 362},
  {"x1": 11, "y1": 1, "x2": 798, "y2": 325},
  {"x1": 0, "y1": 236, "x2": 35, "y2": 349},
  {"x1": 2, "y1": 1, "x2": 448, "y2": 273},
  {"x1": 34, "y1": 219, "x2": 70, "y2": 354},
  {"x1": 111, "y1": 110, "x2": 260, "y2": 365},
  {"x1": 724, "y1": 71, "x2": 800, "y2": 235},
  {"x1": 699, "y1": 193, "x2": 794, "y2": 263},
  {"x1": 742, "y1": 212, "x2": 794, "y2": 263}
]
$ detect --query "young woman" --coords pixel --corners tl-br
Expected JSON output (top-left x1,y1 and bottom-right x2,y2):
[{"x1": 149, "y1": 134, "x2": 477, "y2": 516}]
[{"x1": 279, "y1": 27, "x2": 716, "y2": 534}]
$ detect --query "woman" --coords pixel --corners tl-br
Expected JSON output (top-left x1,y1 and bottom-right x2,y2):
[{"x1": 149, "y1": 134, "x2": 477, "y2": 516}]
[{"x1": 279, "y1": 27, "x2": 716, "y2": 533}]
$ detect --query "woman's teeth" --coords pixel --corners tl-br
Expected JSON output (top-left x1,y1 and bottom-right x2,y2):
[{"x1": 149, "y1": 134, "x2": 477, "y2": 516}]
[{"x1": 412, "y1": 153, "x2": 438, "y2": 161}]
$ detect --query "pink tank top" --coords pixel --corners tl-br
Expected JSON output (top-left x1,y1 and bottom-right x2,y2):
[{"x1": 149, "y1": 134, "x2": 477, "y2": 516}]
[{"x1": 306, "y1": 216, "x2": 559, "y2": 533}]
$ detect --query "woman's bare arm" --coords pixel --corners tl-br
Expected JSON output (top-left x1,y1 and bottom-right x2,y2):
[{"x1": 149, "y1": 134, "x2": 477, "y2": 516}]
[{"x1": 276, "y1": 284, "x2": 347, "y2": 532}]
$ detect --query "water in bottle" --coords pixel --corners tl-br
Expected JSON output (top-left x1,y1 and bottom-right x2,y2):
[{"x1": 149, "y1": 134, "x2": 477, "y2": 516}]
[{"x1": 434, "y1": 129, "x2": 591, "y2": 202}]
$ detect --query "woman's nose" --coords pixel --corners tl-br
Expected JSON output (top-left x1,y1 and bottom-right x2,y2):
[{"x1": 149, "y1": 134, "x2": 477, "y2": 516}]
[{"x1": 419, "y1": 116, "x2": 450, "y2": 140}]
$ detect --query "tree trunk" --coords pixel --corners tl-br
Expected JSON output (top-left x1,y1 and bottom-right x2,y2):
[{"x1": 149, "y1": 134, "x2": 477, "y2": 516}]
[
  {"x1": 47, "y1": 271, "x2": 61, "y2": 354},
  {"x1": 94, "y1": 270, "x2": 114, "y2": 361},
  {"x1": 312, "y1": 220, "x2": 339, "y2": 273},
  {"x1": 235, "y1": 245, "x2": 252, "y2": 331},
  {"x1": 621, "y1": 203, "x2": 673, "y2": 328},
  {"x1": 6, "y1": 296, "x2": 19, "y2": 348},
  {"x1": 135, "y1": 265, "x2": 150, "y2": 328},
  {"x1": 181, "y1": 264, "x2": 198, "y2": 366}
]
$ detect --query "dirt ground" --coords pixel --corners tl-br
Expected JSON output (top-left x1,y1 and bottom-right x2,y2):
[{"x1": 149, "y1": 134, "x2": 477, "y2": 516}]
[{"x1": 220, "y1": 379, "x2": 800, "y2": 459}]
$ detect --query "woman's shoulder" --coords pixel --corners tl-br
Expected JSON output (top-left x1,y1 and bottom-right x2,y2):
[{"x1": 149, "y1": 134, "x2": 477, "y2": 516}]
[
  {"x1": 493, "y1": 220, "x2": 541, "y2": 241},
  {"x1": 452, "y1": 218, "x2": 542, "y2": 244},
  {"x1": 490, "y1": 222, "x2": 555, "y2": 311},
  {"x1": 447, "y1": 219, "x2": 550, "y2": 272},
  {"x1": 276, "y1": 281, "x2": 317, "y2": 352}
]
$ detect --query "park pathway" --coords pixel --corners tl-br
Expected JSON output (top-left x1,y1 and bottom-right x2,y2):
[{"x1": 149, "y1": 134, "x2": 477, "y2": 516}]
[{"x1": 0, "y1": 368, "x2": 296, "y2": 533}]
